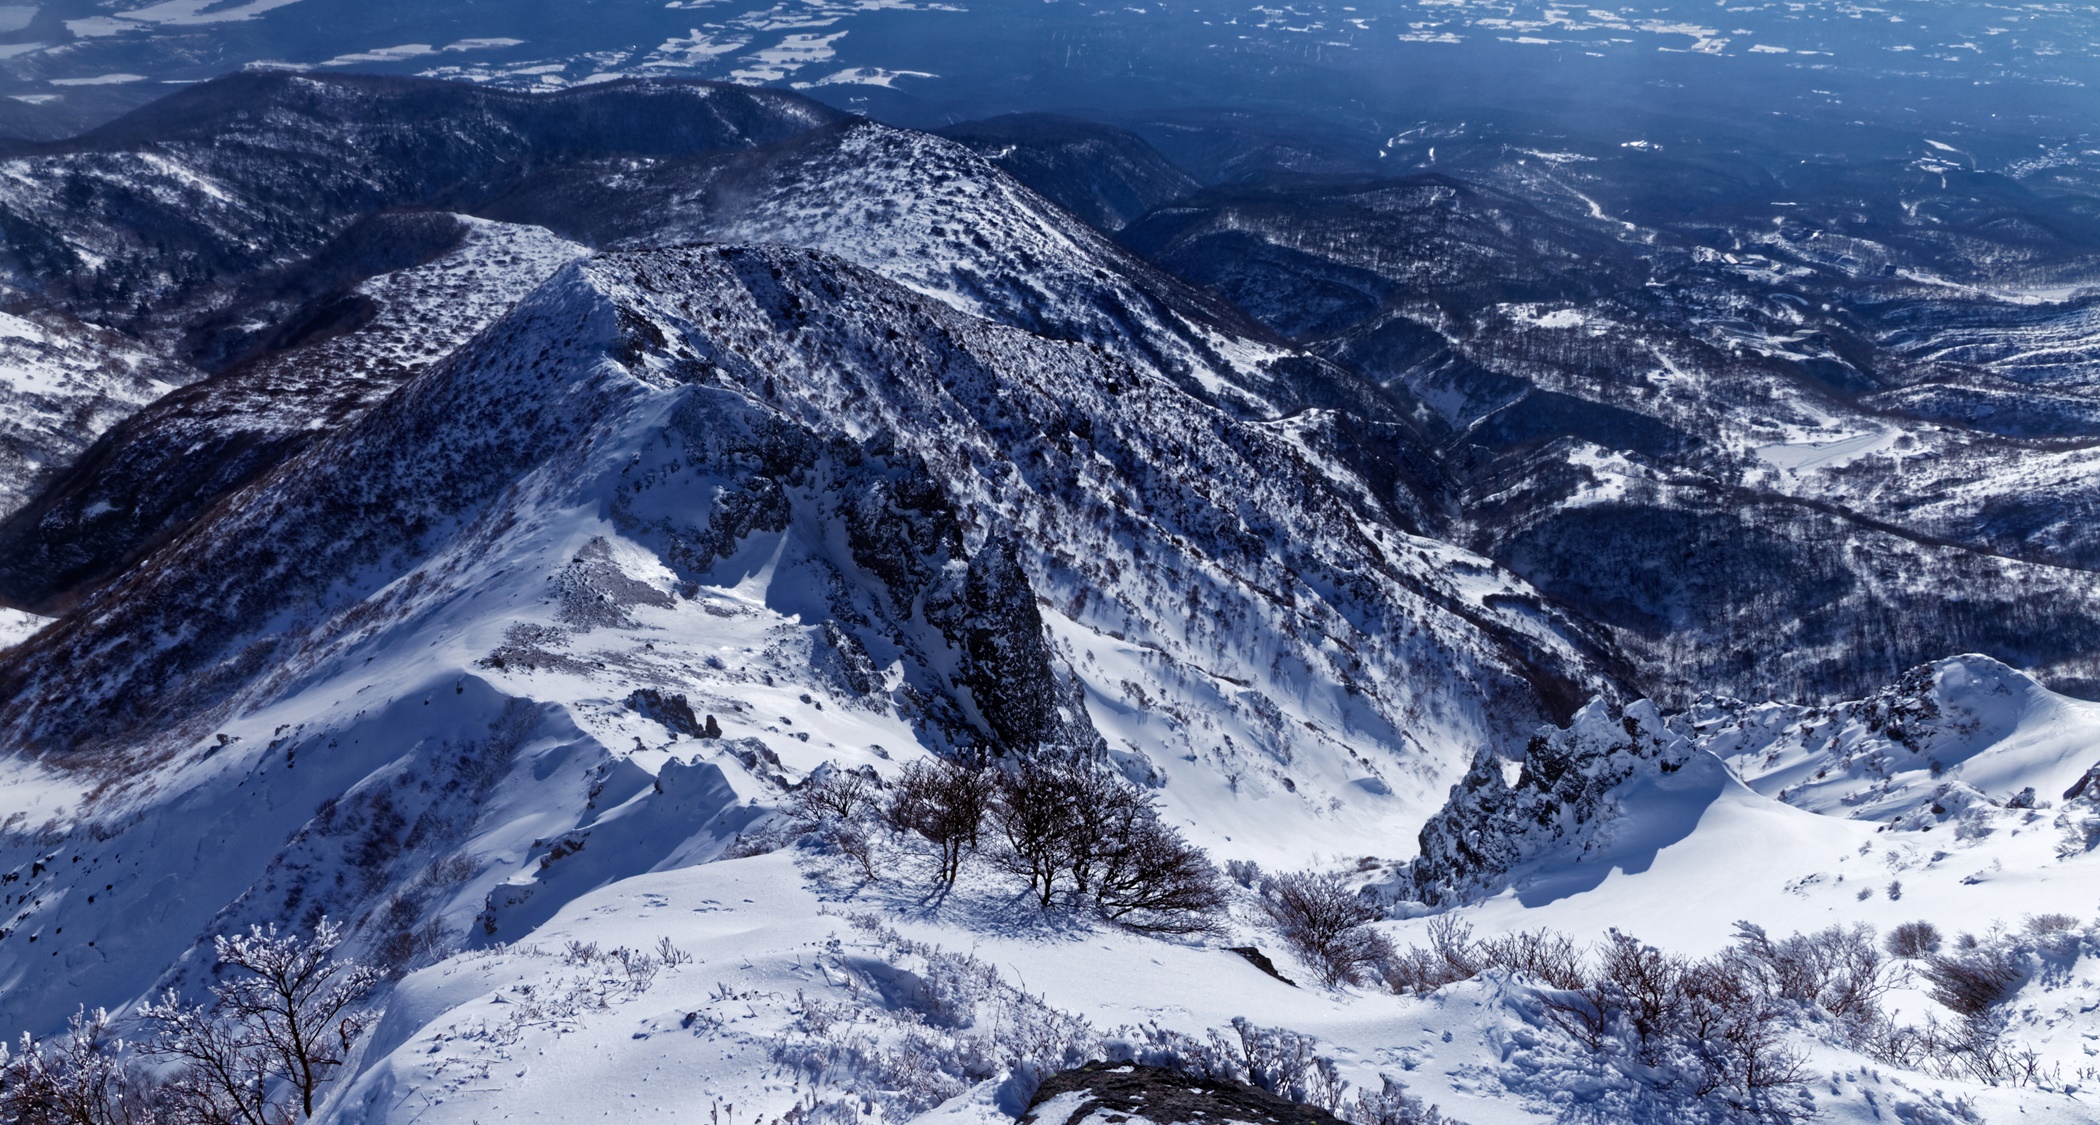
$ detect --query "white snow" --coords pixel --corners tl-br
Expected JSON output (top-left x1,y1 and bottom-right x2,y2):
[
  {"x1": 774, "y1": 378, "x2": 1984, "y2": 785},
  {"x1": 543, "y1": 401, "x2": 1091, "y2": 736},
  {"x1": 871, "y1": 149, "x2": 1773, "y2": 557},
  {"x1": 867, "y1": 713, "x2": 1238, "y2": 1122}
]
[
  {"x1": 0, "y1": 608, "x2": 51, "y2": 653},
  {"x1": 321, "y1": 45, "x2": 438, "y2": 66},
  {"x1": 1752, "y1": 429, "x2": 1897, "y2": 472}
]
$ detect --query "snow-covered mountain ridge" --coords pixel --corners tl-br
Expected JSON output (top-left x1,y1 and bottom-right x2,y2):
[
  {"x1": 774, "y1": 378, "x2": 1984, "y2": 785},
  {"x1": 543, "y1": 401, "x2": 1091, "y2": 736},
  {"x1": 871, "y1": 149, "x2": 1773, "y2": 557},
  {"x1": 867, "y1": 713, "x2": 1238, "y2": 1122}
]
[{"x1": 0, "y1": 73, "x2": 2092, "y2": 1125}]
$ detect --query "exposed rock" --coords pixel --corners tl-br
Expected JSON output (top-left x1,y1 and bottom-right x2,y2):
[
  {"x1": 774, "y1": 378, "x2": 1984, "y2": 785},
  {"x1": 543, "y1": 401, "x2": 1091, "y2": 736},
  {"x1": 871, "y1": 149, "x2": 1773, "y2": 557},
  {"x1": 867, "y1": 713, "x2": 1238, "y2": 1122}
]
[
  {"x1": 956, "y1": 536, "x2": 1061, "y2": 753},
  {"x1": 1025, "y1": 1063, "x2": 1340, "y2": 1125},
  {"x1": 626, "y1": 689, "x2": 705, "y2": 739},
  {"x1": 1227, "y1": 946, "x2": 1297, "y2": 986},
  {"x1": 1404, "y1": 700, "x2": 1689, "y2": 906}
]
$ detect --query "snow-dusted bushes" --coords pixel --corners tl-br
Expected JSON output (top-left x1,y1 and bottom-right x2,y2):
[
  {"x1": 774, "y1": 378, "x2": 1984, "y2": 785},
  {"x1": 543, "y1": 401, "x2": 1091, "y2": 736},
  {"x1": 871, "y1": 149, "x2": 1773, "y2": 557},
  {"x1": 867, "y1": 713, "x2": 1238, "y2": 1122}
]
[
  {"x1": 1860, "y1": 915, "x2": 2093, "y2": 1086},
  {"x1": 764, "y1": 917, "x2": 1462, "y2": 1125},
  {"x1": 1383, "y1": 911, "x2": 2099, "y2": 1111},
  {"x1": 141, "y1": 919, "x2": 381, "y2": 1122},
  {"x1": 1380, "y1": 916, "x2": 1485, "y2": 995},
  {"x1": 0, "y1": 920, "x2": 379, "y2": 1125},
  {"x1": 1346, "y1": 1075, "x2": 1459, "y2": 1125},
  {"x1": 1114, "y1": 1018, "x2": 1325, "y2": 1103},
  {"x1": 766, "y1": 915, "x2": 1098, "y2": 1121},
  {"x1": 796, "y1": 766, "x2": 887, "y2": 882},
  {"x1": 797, "y1": 767, "x2": 881, "y2": 823},
  {"x1": 0, "y1": 1007, "x2": 162, "y2": 1125}
]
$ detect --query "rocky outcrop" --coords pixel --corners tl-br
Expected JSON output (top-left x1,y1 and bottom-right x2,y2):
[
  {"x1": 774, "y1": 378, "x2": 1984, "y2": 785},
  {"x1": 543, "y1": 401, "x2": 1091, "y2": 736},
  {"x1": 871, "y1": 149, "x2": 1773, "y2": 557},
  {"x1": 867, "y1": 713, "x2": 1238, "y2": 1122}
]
[
  {"x1": 1404, "y1": 700, "x2": 1690, "y2": 906},
  {"x1": 1025, "y1": 1063, "x2": 1341, "y2": 1125}
]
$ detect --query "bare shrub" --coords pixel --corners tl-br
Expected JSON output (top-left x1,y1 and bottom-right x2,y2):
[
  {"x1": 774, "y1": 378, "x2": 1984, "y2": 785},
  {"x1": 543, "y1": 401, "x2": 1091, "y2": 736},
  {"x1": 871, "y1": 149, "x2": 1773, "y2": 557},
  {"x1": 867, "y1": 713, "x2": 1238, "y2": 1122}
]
[
  {"x1": 1594, "y1": 929, "x2": 1688, "y2": 1042},
  {"x1": 1885, "y1": 920, "x2": 1943, "y2": 960},
  {"x1": 1261, "y1": 871, "x2": 1389, "y2": 987},
  {"x1": 768, "y1": 917, "x2": 1096, "y2": 1122},
  {"x1": 613, "y1": 946, "x2": 659, "y2": 990},
  {"x1": 818, "y1": 819, "x2": 882, "y2": 883},
  {"x1": 1382, "y1": 916, "x2": 1484, "y2": 995},
  {"x1": 1475, "y1": 928, "x2": 1586, "y2": 989},
  {"x1": 987, "y1": 757, "x2": 1080, "y2": 907},
  {"x1": 885, "y1": 759, "x2": 993, "y2": 890},
  {"x1": 1922, "y1": 948, "x2": 2021, "y2": 1018},
  {"x1": 1089, "y1": 814, "x2": 1226, "y2": 934},
  {"x1": 1347, "y1": 1075, "x2": 1454, "y2": 1125},
  {"x1": 655, "y1": 937, "x2": 693, "y2": 968},
  {"x1": 2024, "y1": 913, "x2": 2079, "y2": 936},
  {"x1": 796, "y1": 768, "x2": 879, "y2": 823},
  {"x1": 1728, "y1": 921, "x2": 1889, "y2": 1023},
  {"x1": 1115, "y1": 1021, "x2": 1463, "y2": 1123}
]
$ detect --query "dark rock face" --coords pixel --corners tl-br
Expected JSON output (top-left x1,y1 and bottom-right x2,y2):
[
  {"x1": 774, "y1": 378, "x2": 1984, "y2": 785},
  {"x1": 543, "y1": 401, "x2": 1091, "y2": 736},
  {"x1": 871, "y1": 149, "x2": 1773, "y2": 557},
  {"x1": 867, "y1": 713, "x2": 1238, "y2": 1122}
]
[
  {"x1": 840, "y1": 451, "x2": 967, "y2": 616},
  {"x1": 1227, "y1": 946, "x2": 1298, "y2": 986},
  {"x1": 2067, "y1": 763, "x2": 2100, "y2": 803},
  {"x1": 955, "y1": 536, "x2": 1060, "y2": 753},
  {"x1": 1025, "y1": 1063, "x2": 1341, "y2": 1125},
  {"x1": 625, "y1": 690, "x2": 705, "y2": 739}
]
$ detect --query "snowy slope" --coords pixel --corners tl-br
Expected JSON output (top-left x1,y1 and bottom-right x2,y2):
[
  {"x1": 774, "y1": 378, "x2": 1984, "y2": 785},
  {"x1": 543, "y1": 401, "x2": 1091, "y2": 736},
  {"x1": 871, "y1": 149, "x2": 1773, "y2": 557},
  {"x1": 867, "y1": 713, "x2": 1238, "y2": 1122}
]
[
  {"x1": 0, "y1": 214, "x2": 586, "y2": 610},
  {"x1": 474, "y1": 118, "x2": 1414, "y2": 441},
  {"x1": 1363, "y1": 660, "x2": 2100, "y2": 1120},
  {"x1": 322, "y1": 848, "x2": 2100, "y2": 1125},
  {"x1": 1397, "y1": 658, "x2": 2100, "y2": 952},
  {"x1": 1694, "y1": 655, "x2": 2100, "y2": 827},
  {"x1": 0, "y1": 74, "x2": 837, "y2": 534},
  {"x1": 0, "y1": 239, "x2": 1613, "y2": 1048},
  {"x1": 0, "y1": 309, "x2": 176, "y2": 517},
  {"x1": 0, "y1": 237, "x2": 2077, "y2": 1124}
]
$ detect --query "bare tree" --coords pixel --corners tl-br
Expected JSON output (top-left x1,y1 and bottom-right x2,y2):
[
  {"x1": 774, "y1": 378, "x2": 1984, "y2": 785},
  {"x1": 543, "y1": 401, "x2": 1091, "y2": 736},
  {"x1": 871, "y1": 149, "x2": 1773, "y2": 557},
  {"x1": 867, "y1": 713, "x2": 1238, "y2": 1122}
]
[
  {"x1": 987, "y1": 757, "x2": 1223, "y2": 931},
  {"x1": 143, "y1": 919, "x2": 380, "y2": 1123},
  {"x1": 885, "y1": 759, "x2": 993, "y2": 891},
  {"x1": 794, "y1": 768, "x2": 879, "y2": 824},
  {"x1": 1921, "y1": 947, "x2": 2021, "y2": 1019},
  {"x1": 988, "y1": 758, "x2": 1083, "y2": 907},
  {"x1": 799, "y1": 765, "x2": 884, "y2": 883},
  {"x1": 1088, "y1": 811, "x2": 1225, "y2": 933}
]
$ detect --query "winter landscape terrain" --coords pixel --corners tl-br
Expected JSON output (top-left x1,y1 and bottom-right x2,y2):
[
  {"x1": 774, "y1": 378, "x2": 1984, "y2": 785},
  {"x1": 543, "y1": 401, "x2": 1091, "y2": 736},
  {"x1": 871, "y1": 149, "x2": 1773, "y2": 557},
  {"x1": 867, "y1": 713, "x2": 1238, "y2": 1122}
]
[{"x1": 0, "y1": 3, "x2": 2096, "y2": 1123}]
